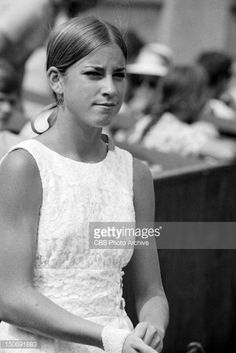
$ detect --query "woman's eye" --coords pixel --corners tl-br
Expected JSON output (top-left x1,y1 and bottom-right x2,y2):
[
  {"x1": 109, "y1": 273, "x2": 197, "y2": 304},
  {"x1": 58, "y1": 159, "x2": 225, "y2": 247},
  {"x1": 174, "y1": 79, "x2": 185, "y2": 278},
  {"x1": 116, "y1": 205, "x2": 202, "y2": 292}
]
[
  {"x1": 114, "y1": 73, "x2": 126, "y2": 79},
  {"x1": 85, "y1": 71, "x2": 101, "y2": 77}
]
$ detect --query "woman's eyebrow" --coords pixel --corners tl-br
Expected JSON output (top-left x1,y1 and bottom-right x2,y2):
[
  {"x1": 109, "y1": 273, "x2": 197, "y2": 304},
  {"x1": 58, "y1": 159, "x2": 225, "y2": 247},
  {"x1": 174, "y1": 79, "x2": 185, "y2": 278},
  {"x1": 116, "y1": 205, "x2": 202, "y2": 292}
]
[
  {"x1": 114, "y1": 67, "x2": 126, "y2": 72},
  {"x1": 84, "y1": 65, "x2": 126, "y2": 71},
  {"x1": 84, "y1": 65, "x2": 103, "y2": 69}
]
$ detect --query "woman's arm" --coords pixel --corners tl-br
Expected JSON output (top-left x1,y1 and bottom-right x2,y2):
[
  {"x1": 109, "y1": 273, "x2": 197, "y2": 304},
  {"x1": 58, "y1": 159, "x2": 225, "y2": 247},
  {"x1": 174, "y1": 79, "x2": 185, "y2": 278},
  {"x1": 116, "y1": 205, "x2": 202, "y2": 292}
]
[
  {"x1": 130, "y1": 158, "x2": 169, "y2": 352},
  {"x1": 0, "y1": 150, "x2": 156, "y2": 353},
  {"x1": 0, "y1": 149, "x2": 104, "y2": 347}
]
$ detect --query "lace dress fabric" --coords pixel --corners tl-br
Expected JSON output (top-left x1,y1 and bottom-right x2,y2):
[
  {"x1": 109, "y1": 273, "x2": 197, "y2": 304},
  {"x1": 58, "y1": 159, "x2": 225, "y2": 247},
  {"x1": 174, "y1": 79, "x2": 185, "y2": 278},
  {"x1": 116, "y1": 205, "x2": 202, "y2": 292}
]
[{"x1": 0, "y1": 139, "x2": 135, "y2": 353}]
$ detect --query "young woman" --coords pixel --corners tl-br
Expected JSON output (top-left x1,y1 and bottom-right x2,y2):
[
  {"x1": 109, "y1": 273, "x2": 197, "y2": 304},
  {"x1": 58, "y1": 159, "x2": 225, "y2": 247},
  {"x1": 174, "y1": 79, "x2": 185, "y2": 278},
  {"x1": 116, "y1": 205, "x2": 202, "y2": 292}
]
[{"x1": 0, "y1": 17, "x2": 169, "y2": 353}]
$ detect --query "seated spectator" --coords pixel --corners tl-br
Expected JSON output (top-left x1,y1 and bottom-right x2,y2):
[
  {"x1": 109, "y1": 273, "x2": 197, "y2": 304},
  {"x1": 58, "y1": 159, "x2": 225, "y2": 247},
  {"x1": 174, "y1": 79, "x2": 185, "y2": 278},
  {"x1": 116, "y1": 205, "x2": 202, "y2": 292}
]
[
  {"x1": 0, "y1": 60, "x2": 25, "y2": 158},
  {"x1": 196, "y1": 50, "x2": 236, "y2": 120},
  {"x1": 126, "y1": 42, "x2": 173, "y2": 114},
  {"x1": 219, "y1": 60, "x2": 236, "y2": 116},
  {"x1": 122, "y1": 65, "x2": 236, "y2": 161},
  {"x1": 111, "y1": 42, "x2": 173, "y2": 136}
]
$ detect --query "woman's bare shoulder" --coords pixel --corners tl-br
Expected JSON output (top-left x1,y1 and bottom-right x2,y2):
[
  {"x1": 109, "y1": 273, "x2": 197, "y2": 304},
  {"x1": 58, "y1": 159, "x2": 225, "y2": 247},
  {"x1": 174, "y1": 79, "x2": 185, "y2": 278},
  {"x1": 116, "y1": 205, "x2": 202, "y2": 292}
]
[
  {"x1": 1, "y1": 148, "x2": 38, "y2": 174},
  {"x1": 133, "y1": 158, "x2": 155, "y2": 221},
  {"x1": 0, "y1": 149, "x2": 42, "y2": 202},
  {"x1": 133, "y1": 157, "x2": 153, "y2": 187}
]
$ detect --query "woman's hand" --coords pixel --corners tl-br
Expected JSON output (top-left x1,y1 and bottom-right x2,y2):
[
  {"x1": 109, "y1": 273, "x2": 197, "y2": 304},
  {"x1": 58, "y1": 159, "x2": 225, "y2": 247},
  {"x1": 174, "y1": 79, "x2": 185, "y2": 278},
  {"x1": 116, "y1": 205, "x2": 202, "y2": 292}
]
[
  {"x1": 123, "y1": 333, "x2": 158, "y2": 353},
  {"x1": 133, "y1": 322, "x2": 163, "y2": 352}
]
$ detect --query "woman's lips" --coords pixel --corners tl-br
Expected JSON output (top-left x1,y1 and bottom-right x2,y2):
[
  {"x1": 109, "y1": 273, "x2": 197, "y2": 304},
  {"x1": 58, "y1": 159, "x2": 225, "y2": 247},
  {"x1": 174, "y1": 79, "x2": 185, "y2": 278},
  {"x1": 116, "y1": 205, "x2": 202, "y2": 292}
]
[{"x1": 94, "y1": 102, "x2": 116, "y2": 107}]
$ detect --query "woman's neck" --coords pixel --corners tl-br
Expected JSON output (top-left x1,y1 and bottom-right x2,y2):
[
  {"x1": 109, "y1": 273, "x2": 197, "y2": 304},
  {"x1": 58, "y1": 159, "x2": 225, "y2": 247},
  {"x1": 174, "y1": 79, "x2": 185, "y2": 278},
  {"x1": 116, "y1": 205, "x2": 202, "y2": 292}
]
[{"x1": 37, "y1": 112, "x2": 107, "y2": 163}]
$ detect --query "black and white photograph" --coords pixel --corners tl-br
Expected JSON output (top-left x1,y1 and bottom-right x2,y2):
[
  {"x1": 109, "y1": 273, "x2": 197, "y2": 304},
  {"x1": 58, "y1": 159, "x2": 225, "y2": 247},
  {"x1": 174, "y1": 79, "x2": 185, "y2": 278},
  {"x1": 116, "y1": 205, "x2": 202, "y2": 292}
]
[{"x1": 0, "y1": 1, "x2": 235, "y2": 353}]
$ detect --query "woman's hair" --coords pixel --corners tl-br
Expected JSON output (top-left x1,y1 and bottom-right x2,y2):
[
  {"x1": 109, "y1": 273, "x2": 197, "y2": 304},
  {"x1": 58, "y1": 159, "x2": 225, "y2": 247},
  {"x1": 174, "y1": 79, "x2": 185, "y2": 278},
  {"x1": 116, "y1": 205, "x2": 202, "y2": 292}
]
[
  {"x1": 141, "y1": 65, "x2": 208, "y2": 140},
  {"x1": 46, "y1": 16, "x2": 127, "y2": 74}
]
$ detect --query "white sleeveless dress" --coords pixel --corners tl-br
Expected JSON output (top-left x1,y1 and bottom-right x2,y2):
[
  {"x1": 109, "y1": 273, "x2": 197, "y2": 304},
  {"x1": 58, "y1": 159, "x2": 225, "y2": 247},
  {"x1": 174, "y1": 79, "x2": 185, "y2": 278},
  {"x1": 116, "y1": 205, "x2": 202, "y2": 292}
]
[{"x1": 0, "y1": 139, "x2": 135, "y2": 353}]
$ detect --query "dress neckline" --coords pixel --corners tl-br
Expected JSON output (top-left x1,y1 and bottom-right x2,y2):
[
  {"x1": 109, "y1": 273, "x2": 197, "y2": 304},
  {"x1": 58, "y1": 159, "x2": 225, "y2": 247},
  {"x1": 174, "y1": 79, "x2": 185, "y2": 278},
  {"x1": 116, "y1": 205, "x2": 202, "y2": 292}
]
[{"x1": 28, "y1": 138, "x2": 111, "y2": 167}]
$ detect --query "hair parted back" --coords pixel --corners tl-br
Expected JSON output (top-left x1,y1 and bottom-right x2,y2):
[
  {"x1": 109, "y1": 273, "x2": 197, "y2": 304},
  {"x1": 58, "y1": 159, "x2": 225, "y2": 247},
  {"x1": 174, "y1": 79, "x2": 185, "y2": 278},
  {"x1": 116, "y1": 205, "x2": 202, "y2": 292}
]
[{"x1": 46, "y1": 16, "x2": 127, "y2": 73}]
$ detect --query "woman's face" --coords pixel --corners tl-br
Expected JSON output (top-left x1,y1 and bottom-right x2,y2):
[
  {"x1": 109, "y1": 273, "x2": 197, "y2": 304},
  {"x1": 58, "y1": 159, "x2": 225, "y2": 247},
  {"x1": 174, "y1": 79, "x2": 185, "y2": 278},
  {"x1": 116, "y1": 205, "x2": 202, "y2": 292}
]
[{"x1": 61, "y1": 43, "x2": 126, "y2": 128}]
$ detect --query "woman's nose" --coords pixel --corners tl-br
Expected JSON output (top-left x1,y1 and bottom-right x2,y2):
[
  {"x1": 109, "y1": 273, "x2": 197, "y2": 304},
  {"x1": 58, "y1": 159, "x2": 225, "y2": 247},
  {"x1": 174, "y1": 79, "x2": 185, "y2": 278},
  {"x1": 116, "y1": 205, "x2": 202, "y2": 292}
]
[{"x1": 101, "y1": 76, "x2": 116, "y2": 96}]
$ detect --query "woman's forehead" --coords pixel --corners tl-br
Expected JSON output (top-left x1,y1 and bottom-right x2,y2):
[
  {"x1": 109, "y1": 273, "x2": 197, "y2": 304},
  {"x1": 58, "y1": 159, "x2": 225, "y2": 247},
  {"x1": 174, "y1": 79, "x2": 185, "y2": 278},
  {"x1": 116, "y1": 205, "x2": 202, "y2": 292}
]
[{"x1": 74, "y1": 44, "x2": 126, "y2": 69}]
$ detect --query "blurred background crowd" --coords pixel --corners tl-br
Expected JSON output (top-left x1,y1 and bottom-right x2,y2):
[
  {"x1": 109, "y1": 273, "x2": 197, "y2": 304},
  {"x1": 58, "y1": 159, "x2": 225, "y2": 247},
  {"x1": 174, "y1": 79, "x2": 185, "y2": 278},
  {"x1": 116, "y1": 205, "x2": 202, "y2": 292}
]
[
  {"x1": 1, "y1": 0, "x2": 236, "y2": 168},
  {"x1": 0, "y1": 1, "x2": 236, "y2": 353}
]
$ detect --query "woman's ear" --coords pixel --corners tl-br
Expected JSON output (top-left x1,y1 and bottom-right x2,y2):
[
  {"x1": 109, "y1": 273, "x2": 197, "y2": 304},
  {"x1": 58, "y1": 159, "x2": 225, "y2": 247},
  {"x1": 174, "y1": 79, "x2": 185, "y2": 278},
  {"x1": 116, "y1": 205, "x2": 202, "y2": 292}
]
[{"x1": 47, "y1": 66, "x2": 63, "y2": 97}]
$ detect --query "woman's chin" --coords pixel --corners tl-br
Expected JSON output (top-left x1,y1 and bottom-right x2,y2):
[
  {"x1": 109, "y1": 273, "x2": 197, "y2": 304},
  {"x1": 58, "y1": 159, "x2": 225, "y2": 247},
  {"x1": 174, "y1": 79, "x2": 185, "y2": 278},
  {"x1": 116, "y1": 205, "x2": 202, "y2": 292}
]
[{"x1": 94, "y1": 115, "x2": 115, "y2": 128}]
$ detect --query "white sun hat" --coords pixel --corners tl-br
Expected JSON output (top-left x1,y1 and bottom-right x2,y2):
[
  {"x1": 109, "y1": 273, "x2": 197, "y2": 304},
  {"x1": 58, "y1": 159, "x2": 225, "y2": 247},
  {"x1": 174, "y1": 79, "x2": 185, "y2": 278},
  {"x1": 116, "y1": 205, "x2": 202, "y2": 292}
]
[{"x1": 127, "y1": 43, "x2": 173, "y2": 77}]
